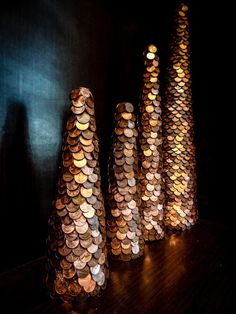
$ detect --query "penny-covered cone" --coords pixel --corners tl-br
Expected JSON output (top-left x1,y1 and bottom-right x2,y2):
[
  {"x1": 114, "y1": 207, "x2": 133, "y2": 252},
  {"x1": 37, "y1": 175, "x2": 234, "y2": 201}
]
[
  {"x1": 162, "y1": 3, "x2": 198, "y2": 230},
  {"x1": 138, "y1": 44, "x2": 165, "y2": 241},
  {"x1": 106, "y1": 102, "x2": 144, "y2": 261},
  {"x1": 46, "y1": 87, "x2": 108, "y2": 302}
]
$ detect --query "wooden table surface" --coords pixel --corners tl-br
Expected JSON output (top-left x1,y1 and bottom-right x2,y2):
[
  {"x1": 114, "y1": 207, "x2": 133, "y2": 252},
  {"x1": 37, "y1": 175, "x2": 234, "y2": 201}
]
[{"x1": 0, "y1": 220, "x2": 235, "y2": 314}]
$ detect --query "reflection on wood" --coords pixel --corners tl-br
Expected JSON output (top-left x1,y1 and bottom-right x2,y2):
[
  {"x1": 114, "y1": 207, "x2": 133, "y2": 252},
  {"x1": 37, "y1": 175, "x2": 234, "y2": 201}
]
[{"x1": 0, "y1": 220, "x2": 235, "y2": 313}]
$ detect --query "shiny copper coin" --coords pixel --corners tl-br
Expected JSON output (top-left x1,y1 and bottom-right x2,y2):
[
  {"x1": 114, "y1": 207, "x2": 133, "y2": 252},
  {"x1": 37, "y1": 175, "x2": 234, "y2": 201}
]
[
  {"x1": 74, "y1": 172, "x2": 87, "y2": 184},
  {"x1": 78, "y1": 273, "x2": 92, "y2": 287},
  {"x1": 83, "y1": 279, "x2": 96, "y2": 293},
  {"x1": 74, "y1": 158, "x2": 87, "y2": 168},
  {"x1": 72, "y1": 150, "x2": 84, "y2": 160},
  {"x1": 121, "y1": 112, "x2": 132, "y2": 120},
  {"x1": 80, "y1": 137, "x2": 93, "y2": 146}
]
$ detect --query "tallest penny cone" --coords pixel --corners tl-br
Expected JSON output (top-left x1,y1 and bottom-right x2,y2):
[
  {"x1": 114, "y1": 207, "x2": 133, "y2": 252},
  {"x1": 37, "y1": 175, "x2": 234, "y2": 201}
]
[
  {"x1": 46, "y1": 87, "x2": 108, "y2": 302},
  {"x1": 162, "y1": 3, "x2": 198, "y2": 230}
]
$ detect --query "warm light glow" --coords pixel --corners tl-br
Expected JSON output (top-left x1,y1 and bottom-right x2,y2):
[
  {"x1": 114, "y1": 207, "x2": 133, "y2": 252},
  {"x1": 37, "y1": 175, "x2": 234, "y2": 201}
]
[{"x1": 169, "y1": 234, "x2": 180, "y2": 247}]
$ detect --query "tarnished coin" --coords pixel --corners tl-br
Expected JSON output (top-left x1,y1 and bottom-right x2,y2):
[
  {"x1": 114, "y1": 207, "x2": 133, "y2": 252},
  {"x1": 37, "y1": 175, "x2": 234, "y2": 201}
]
[
  {"x1": 77, "y1": 112, "x2": 90, "y2": 124},
  {"x1": 68, "y1": 281, "x2": 81, "y2": 296},
  {"x1": 54, "y1": 275, "x2": 68, "y2": 295},
  {"x1": 83, "y1": 280, "x2": 96, "y2": 293}
]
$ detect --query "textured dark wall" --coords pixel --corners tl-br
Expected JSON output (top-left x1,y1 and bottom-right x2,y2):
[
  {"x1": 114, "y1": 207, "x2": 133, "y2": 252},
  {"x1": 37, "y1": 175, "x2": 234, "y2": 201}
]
[
  {"x1": 0, "y1": 0, "x2": 227, "y2": 272},
  {"x1": 0, "y1": 0, "x2": 115, "y2": 272}
]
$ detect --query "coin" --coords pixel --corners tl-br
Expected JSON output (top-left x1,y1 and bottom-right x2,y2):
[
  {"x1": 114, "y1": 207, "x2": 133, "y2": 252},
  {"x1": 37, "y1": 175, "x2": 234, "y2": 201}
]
[
  {"x1": 83, "y1": 208, "x2": 95, "y2": 218},
  {"x1": 73, "y1": 150, "x2": 84, "y2": 160},
  {"x1": 54, "y1": 275, "x2": 68, "y2": 295},
  {"x1": 63, "y1": 267, "x2": 76, "y2": 279},
  {"x1": 73, "y1": 259, "x2": 86, "y2": 270},
  {"x1": 74, "y1": 158, "x2": 87, "y2": 168},
  {"x1": 55, "y1": 198, "x2": 65, "y2": 210},
  {"x1": 74, "y1": 172, "x2": 87, "y2": 184},
  {"x1": 146, "y1": 52, "x2": 155, "y2": 60},
  {"x1": 77, "y1": 112, "x2": 90, "y2": 124},
  {"x1": 83, "y1": 280, "x2": 96, "y2": 293},
  {"x1": 62, "y1": 224, "x2": 75, "y2": 234},
  {"x1": 80, "y1": 187, "x2": 93, "y2": 198},
  {"x1": 72, "y1": 194, "x2": 85, "y2": 205},
  {"x1": 80, "y1": 137, "x2": 93, "y2": 146},
  {"x1": 68, "y1": 281, "x2": 81, "y2": 296},
  {"x1": 148, "y1": 44, "x2": 157, "y2": 53},
  {"x1": 121, "y1": 112, "x2": 132, "y2": 120}
]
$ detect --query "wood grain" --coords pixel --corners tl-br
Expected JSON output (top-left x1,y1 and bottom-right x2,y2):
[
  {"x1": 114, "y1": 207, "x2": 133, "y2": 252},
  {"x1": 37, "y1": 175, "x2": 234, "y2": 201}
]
[{"x1": 0, "y1": 220, "x2": 235, "y2": 314}]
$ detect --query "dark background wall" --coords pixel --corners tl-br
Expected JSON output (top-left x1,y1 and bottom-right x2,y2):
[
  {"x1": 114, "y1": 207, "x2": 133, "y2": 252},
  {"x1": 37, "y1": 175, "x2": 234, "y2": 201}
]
[{"x1": 0, "y1": 0, "x2": 231, "y2": 273}]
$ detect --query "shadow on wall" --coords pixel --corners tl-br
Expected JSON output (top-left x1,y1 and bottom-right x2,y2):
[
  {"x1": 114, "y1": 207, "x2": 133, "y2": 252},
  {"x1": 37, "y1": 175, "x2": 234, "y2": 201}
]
[{"x1": 0, "y1": 101, "x2": 45, "y2": 272}]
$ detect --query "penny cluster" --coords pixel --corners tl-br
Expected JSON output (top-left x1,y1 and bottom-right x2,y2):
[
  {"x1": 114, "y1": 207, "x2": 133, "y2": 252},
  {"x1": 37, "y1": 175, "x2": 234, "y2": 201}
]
[
  {"x1": 162, "y1": 4, "x2": 198, "y2": 230},
  {"x1": 46, "y1": 87, "x2": 108, "y2": 302},
  {"x1": 138, "y1": 44, "x2": 165, "y2": 241},
  {"x1": 106, "y1": 102, "x2": 144, "y2": 261}
]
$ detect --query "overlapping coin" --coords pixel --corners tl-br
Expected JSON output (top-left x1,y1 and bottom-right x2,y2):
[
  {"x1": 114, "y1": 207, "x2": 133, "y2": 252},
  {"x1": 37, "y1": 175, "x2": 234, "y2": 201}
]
[
  {"x1": 162, "y1": 3, "x2": 198, "y2": 230},
  {"x1": 138, "y1": 44, "x2": 165, "y2": 241},
  {"x1": 106, "y1": 102, "x2": 144, "y2": 261},
  {"x1": 46, "y1": 87, "x2": 108, "y2": 302}
]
